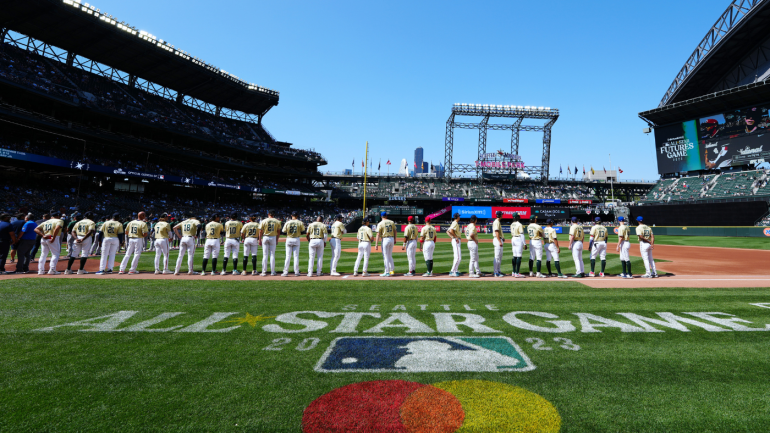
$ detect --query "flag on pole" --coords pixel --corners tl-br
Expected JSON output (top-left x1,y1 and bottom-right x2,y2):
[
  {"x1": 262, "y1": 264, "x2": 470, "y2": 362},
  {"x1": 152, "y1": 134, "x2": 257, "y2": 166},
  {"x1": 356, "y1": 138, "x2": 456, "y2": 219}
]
[
  {"x1": 559, "y1": 165, "x2": 563, "y2": 174},
  {"x1": 378, "y1": 159, "x2": 381, "y2": 170},
  {"x1": 618, "y1": 167, "x2": 623, "y2": 174},
  {"x1": 583, "y1": 165, "x2": 586, "y2": 175},
  {"x1": 591, "y1": 166, "x2": 595, "y2": 175},
  {"x1": 603, "y1": 166, "x2": 606, "y2": 173},
  {"x1": 362, "y1": 160, "x2": 364, "y2": 168},
  {"x1": 352, "y1": 159, "x2": 354, "y2": 168},
  {"x1": 414, "y1": 162, "x2": 417, "y2": 169},
  {"x1": 387, "y1": 160, "x2": 391, "y2": 166},
  {"x1": 567, "y1": 166, "x2": 571, "y2": 175}
]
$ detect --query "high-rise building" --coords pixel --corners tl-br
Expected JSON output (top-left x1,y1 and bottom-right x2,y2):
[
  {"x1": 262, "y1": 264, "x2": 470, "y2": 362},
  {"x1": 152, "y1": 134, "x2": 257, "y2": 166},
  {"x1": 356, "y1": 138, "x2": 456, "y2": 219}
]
[{"x1": 414, "y1": 147, "x2": 424, "y2": 174}]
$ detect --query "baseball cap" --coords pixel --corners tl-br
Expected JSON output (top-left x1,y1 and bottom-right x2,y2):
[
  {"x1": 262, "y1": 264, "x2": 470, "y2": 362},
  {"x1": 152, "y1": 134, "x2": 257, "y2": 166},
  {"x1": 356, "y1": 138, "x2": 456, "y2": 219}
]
[
  {"x1": 594, "y1": 217, "x2": 601, "y2": 222},
  {"x1": 407, "y1": 216, "x2": 414, "y2": 222},
  {"x1": 546, "y1": 219, "x2": 553, "y2": 224},
  {"x1": 637, "y1": 216, "x2": 644, "y2": 222},
  {"x1": 112, "y1": 212, "x2": 121, "y2": 218},
  {"x1": 336, "y1": 214, "x2": 343, "y2": 220},
  {"x1": 617, "y1": 216, "x2": 625, "y2": 222},
  {"x1": 381, "y1": 211, "x2": 388, "y2": 217},
  {"x1": 495, "y1": 211, "x2": 503, "y2": 218},
  {"x1": 453, "y1": 213, "x2": 461, "y2": 219},
  {"x1": 424, "y1": 216, "x2": 431, "y2": 222},
  {"x1": 571, "y1": 216, "x2": 578, "y2": 222},
  {"x1": 291, "y1": 211, "x2": 298, "y2": 217}
]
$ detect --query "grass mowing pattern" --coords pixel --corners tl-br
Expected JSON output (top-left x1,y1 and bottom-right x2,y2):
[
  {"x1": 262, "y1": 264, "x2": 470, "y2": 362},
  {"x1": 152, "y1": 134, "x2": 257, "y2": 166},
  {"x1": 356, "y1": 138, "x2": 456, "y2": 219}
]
[{"x1": 1, "y1": 278, "x2": 770, "y2": 432}]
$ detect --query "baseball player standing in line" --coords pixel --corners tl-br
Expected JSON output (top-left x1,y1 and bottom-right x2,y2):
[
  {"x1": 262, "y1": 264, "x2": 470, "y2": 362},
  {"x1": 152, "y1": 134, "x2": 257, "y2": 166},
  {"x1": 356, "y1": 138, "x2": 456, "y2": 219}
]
[
  {"x1": 240, "y1": 215, "x2": 261, "y2": 276},
  {"x1": 65, "y1": 215, "x2": 78, "y2": 259},
  {"x1": 222, "y1": 214, "x2": 243, "y2": 275},
  {"x1": 635, "y1": 216, "x2": 658, "y2": 278},
  {"x1": 65, "y1": 212, "x2": 95, "y2": 275},
  {"x1": 201, "y1": 215, "x2": 223, "y2": 276},
  {"x1": 306, "y1": 216, "x2": 327, "y2": 277},
  {"x1": 375, "y1": 211, "x2": 396, "y2": 277},
  {"x1": 615, "y1": 216, "x2": 632, "y2": 279},
  {"x1": 152, "y1": 213, "x2": 172, "y2": 274},
  {"x1": 588, "y1": 217, "x2": 608, "y2": 277},
  {"x1": 90, "y1": 217, "x2": 104, "y2": 256},
  {"x1": 119, "y1": 212, "x2": 149, "y2": 275},
  {"x1": 447, "y1": 213, "x2": 462, "y2": 277},
  {"x1": 465, "y1": 215, "x2": 481, "y2": 278},
  {"x1": 527, "y1": 216, "x2": 545, "y2": 278},
  {"x1": 173, "y1": 215, "x2": 200, "y2": 275},
  {"x1": 402, "y1": 216, "x2": 418, "y2": 276},
  {"x1": 95, "y1": 213, "x2": 123, "y2": 275},
  {"x1": 419, "y1": 216, "x2": 436, "y2": 277},
  {"x1": 510, "y1": 214, "x2": 526, "y2": 278},
  {"x1": 281, "y1": 211, "x2": 305, "y2": 277},
  {"x1": 544, "y1": 219, "x2": 568, "y2": 279},
  {"x1": 492, "y1": 211, "x2": 505, "y2": 277},
  {"x1": 353, "y1": 217, "x2": 373, "y2": 277},
  {"x1": 260, "y1": 211, "x2": 282, "y2": 276},
  {"x1": 330, "y1": 215, "x2": 347, "y2": 276},
  {"x1": 568, "y1": 217, "x2": 585, "y2": 278}
]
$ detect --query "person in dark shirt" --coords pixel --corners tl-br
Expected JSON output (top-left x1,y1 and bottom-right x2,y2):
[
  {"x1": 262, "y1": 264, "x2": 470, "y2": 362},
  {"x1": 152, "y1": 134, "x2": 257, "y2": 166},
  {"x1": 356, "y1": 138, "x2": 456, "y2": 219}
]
[
  {"x1": 16, "y1": 214, "x2": 37, "y2": 273},
  {"x1": 9, "y1": 213, "x2": 25, "y2": 263},
  {"x1": 0, "y1": 214, "x2": 19, "y2": 274},
  {"x1": 29, "y1": 213, "x2": 49, "y2": 264}
]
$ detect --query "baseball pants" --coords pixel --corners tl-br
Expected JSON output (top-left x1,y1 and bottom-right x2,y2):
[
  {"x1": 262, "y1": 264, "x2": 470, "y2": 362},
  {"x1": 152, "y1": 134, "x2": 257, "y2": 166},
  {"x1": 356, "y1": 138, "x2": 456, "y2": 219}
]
[
  {"x1": 154, "y1": 238, "x2": 170, "y2": 272},
  {"x1": 571, "y1": 241, "x2": 584, "y2": 274},
  {"x1": 467, "y1": 240, "x2": 480, "y2": 274},
  {"x1": 450, "y1": 238, "x2": 462, "y2": 273},
  {"x1": 329, "y1": 238, "x2": 342, "y2": 273},
  {"x1": 354, "y1": 241, "x2": 371, "y2": 273},
  {"x1": 203, "y1": 239, "x2": 221, "y2": 259},
  {"x1": 284, "y1": 238, "x2": 301, "y2": 275},
  {"x1": 308, "y1": 239, "x2": 325, "y2": 275},
  {"x1": 224, "y1": 238, "x2": 240, "y2": 261},
  {"x1": 244, "y1": 237, "x2": 260, "y2": 259},
  {"x1": 175, "y1": 236, "x2": 196, "y2": 273},
  {"x1": 262, "y1": 236, "x2": 277, "y2": 274},
  {"x1": 590, "y1": 241, "x2": 607, "y2": 261},
  {"x1": 99, "y1": 237, "x2": 119, "y2": 272},
  {"x1": 120, "y1": 238, "x2": 144, "y2": 272},
  {"x1": 619, "y1": 240, "x2": 631, "y2": 262},
  {"x1": 38, "y1": 238, "x2": 61, "y2": 274},
  {"x1": 66, "y1": 234, "x2": 75, "y2": 257},
  {"x1": 511, "y1": 235, "x2": 524, "y2": 258},
  {"x1": 640, "y1": 242, "x2": 657, "y2": 276},
  {"x1": 381, "y1": 237, "x2": 395, "y2": 273},
  {"x1": 529, "y1": 239, "x2": 543, "y2": 261},
  {"x1": 546, "y1": 243, "x2": 560, "y2": 261},
  {"x1": 405, "y1": 239, "x2": 417, "y2": 272},
  {"x1": 493, "y1": 238, "x2": 504, "y2": 274},
  {"x1": 422, "y1": 240, "x2": 435, "y2": 261},
  {"x1": 15, "y1": 239, "x2": 34, "y2": 273},
  {"x1": 71, "y1": 237, "x2": 93, "y2": 259},
  {"x1": 90, "y1": 232, "x2": 102, "y2": 255}
]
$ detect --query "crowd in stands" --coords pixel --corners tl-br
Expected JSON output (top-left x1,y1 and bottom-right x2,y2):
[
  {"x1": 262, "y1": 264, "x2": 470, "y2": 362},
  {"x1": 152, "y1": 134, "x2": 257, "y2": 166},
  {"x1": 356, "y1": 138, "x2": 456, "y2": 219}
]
[
  {"x1": 334, "y1": 180, "x2": 598, "y2": 201},
  {"x1": 641, "y1": 169, "x2": 770, "y2": 203},
  {"x1": 0, "y1": 42, "x2": 325, "y2": 163},
  {"x1": 757, "y1": 214, "x2": 770, "y2": 227}
]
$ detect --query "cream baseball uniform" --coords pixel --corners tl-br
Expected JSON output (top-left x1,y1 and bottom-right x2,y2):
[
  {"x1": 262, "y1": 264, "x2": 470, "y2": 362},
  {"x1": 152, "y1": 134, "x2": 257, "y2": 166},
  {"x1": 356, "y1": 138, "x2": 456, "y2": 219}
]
[
  {"x1": 242, "y1": 221, "x2": 260, "y2": 260},
  {"x1": 153, "y1": 221, "x2": 171, "y2": 272},
  {"x1": 403, "y1": 223, "x2": 419, "y2": 273},
  {"x1": 307, "y1": 221, "x2": 327, "y2": 276},
  {"x1": 527, "y1": 223, "x2": 544, "y2": 261},
  {"x1": 174, "y1": 218, "x2": 199, "y2": 274},
  {"x1": 492, "y1": 218, "x2": 504, "y2": 275},
  {"x1": 224, "y1": 220, "x2": 243, "y2": 262},
  {"x1": 589, "y1": 224, "x2": 608, "y2": 261},
  {"x1": 377, "y1": 219, "x2": 397, "y2": 274},
  {"x1": 282, "y1": 219, "x2": 305, "y2": 275},
  {"x1": 354, "y1": 225, "x2": 373, "y2": 274},
  {"x1": 98, "y1": 220, "x2": 123, "y2": 272},
  {"x1": 260, "y1": 217, "x2": 281, "y2": 275},
  {"x1": 636, "y1": 224, "x2": 657, "y2": 276},
  {"x1": 330, "y1": 221, "x2": 347, "y2": 274},
  {"x1": 420, "y1": 224, "x2": 436, "y2": 261},
  {"x1": 39, "y1": 218, "x2": 64, "y2": 274},
  {"x1": 465, "y1": 222, "x2": 480, "y2": 275},
  {"x1": 617, "y1": 224, "x2": 631, "y2": 262},
  {"x1": 203, "y1": 221, "x2": 223, "y2": 260},
  {"x1": 544, "y1": 226, "x2": 560, "y2": 262},
  {"x1": 510, "y1": 221, "x2": 525, "y2": 258},
  {"x1": 569, "y1": 223, "x2": 585, "y2": 274},
  {"x1": 448, "y1": 220, "x2": 462, "y2": 274},
  {"x1": 120, "y1": 220, "x2": 149, "y2": 272},
  {"x1": 71, "y1": 218, "x2": 95, "y2": 259}
]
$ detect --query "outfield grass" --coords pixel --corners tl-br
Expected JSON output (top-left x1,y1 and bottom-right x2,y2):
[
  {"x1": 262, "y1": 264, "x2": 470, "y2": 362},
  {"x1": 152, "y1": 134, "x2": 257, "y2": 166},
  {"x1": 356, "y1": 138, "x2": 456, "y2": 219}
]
[
  {"x1": 1, "y1": 279, "x2": 770, "y2": 432},
  {"x1": 626, "y1": 234, "x2": 770, "y2": 250},
  {"x1": 58, "y1": 234, "x2": 664, "y2": 277}
]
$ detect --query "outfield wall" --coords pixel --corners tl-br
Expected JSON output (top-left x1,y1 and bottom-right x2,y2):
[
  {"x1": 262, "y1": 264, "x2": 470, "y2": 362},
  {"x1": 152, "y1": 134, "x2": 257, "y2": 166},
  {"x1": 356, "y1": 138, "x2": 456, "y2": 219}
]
[
  {"x1": 630, "y1": 201, "x2": 768, "y2": 226},
  {"x1": 646, "y1": 226, "x2": 770, "y2": 237}
]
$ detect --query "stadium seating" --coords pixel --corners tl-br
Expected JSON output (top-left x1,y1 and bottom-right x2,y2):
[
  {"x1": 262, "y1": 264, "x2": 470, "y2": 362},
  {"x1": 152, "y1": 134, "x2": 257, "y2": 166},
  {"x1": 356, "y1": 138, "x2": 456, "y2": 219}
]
[{"x1": 642, "y1": 170, "x2": 770, "y2": 203}]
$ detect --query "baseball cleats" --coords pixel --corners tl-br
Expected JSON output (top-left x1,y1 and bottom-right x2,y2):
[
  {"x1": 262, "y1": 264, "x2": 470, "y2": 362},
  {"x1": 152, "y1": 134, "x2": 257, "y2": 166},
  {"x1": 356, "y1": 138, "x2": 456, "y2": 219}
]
[
  {"x1": 154, "y1": 270, "x2": 160, "y2": 275},
  {"x1": 589, "y1": 272, "x2": 595, "y2": 277},
  {"x1": 271, "y1": 273, "x2": 277, "y2": 276},
  {"x1": 174, "y1": 272, "x2": 180, "y2": 276},
  {"x1": 600, "y1": 272, "x2": 605, "y2": 277},
  {"x1": 161, "y1": 270, "x2": 172, "y2": 274},
  {"x1": 618, "y1": 273, "x2": 626, "y2": 278},
  {"x1": 129, "y1": 271, "x2": 140, "y2": 275},
  {"x1": 281, "y1": 272, "x2": 289, "y2": 277},
  {"x1": 260, "y1": 273, "x2": 267, "y2": 277},
  {"x1": 232, "y1": 270, "x2": 240, "y2": 275},
  {"x1": 573, "y1": 273, "x2": 584, "y2": 278},
  {"x1": 404, "y1": 272, "x2": 415, "y2": 277},
  {"x1": 390, "y1": 271, "x2": 395, "y2": 276},
  {"x1": 95, "y1": 271, "x2": 105, "y2": 275},
  {"x1": 469, "y1": 273, "x2": 480, "y2": 278},
  {"x1": 362, "y1": 272, "x2": 370, "y2": 277},
  {"x1": 220, "y1": 271, "x2": 227, "y2": 276},
  {"x1": 422, "y1": 272, "x2": 432, "y2": 277},
  {"x1": 77, "y1": 270, "x2": 88, "y2": 275},
  {"x1": 118, "y1": 271, "x2": 126, "y2": 275},
  {"x1": 529, "y1": 272, "x2": 534, "y2": 277},
  {"x1": 624, "y1": 274, "x2": 634, "y2": 279},
  {"x1": 536, "y1": 273, "x2": 547, "y2": 278},
  {"x1": 316, "y1": 273, "x2": 323, "y2": 277},
  {"x1": 652, "y1": 274, "x2": 659, "y2": 278},
  {"x1": 550, "y1": 273, "x2": 558, "y2": 278},
  {"x1": 331, "y1": 272, "x2": 341, "y2": 276},
  {"x1": 353, "y1": 272, "x2": 358, "y2": 277},
  {"x1": 558, "y1": 274, "x2": 568, "y2": 279},
  {"x1": 641, "y1": 274, "x2": 652, "y2": 278},
  {"x1": 187, "y1": 271, "x2": 195, "y2": 275},
  {"x1": 307, "y1": 273, "x2": 313, "y2": 277},
  {"x1": 380, "y1": 273, "x2": 390, "y2": 277},
  {"x1": 64, "y1": 269, "x2": 73, "y2": 275},
  {"x1": 252, "y1": 271, "x2": 258, "y2": 276},
  {"x1": 48, "y1": 270, "x2": 61, "y2": 275}
]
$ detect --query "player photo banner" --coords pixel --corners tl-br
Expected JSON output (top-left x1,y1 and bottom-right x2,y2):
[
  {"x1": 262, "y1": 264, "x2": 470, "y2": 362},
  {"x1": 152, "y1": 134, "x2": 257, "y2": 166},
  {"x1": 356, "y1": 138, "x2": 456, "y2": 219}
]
[{"x1": 490, "y1": 207, "x2": 531, "y2": 219}]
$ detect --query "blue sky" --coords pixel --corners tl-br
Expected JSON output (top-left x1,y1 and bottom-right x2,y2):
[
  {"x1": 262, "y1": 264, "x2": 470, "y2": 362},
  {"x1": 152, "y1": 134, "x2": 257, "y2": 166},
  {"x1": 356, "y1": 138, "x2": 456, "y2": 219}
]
[{"x1": 88, "y1": 0, "x2": 730, "y2": 181}]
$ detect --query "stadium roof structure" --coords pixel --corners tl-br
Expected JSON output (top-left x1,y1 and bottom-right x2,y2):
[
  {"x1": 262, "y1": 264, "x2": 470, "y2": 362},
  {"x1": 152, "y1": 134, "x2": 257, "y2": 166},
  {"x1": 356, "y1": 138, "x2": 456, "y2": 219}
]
[
  {"x1": 0, "y1": 0, "x2": 279, "y2": 116},
  {"x1": 656, "y1": 0, "x2": 770, "y2": 108}
]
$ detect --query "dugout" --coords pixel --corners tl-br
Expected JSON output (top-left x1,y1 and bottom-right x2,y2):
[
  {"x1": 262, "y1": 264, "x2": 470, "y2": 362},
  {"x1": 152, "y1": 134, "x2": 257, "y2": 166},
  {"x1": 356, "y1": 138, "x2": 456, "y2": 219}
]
[{"x1": 630, "y1": 200, "x2": 769, "y2": 227}]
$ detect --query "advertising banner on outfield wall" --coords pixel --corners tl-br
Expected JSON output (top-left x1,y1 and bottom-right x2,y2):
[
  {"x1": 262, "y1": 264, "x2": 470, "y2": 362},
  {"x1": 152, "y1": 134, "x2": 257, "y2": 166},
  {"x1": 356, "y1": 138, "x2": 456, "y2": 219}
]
[
  {"x1": 452, "y1": 206, "x2": 492, "y2": 219},
  {"x1": 532, "y1": 208, "x2": 571, "y2": 218},
  {"x1": 442, "y1": 197, "x2": 464, "y2": 202},
  {"x1": 535, "y1": 199, "x2": 561, "y2": 204},
  {"x1": 490, "y1": 207, "x2": 531, "y2": 219},
  {"x1": 568, "y1": 199, "x2": 593, "y2": 204},
  {"x1": 503, "y1": 198, "x2": 528, "y2": 203}
]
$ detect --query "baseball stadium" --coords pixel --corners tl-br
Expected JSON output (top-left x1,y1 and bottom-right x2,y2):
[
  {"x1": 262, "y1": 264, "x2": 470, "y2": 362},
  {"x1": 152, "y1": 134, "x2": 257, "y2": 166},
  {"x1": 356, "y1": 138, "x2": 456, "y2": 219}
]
[{"x1": 1, "y1": 0, "x2": 769, "y2": 431}]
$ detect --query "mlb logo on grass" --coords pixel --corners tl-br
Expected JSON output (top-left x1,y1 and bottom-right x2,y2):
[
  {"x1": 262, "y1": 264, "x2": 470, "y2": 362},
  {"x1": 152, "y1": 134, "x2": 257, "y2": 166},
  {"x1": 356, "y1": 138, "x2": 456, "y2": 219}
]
[{"x1": 315, "y1": 336, "x2": 535, "y2": 373}]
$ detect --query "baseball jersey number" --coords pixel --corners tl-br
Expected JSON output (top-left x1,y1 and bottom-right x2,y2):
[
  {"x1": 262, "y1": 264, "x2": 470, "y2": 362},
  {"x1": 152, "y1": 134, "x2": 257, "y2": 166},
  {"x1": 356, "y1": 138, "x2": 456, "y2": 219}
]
[
  {"x1": 107, "y1": 227, "x2": 115, "y2": 234},
  {"x1": 229, "y1": 227, "x2": 237, "y2": 235},
  {"x1": 248, "y1": 228, "x2": 257, "y2": 236},
  {"x1": 528, "y1": 228, "x2": 535, "y2": 237},
  {"x1": 78, "y1": 226, "x2": 87, "y2": 234},
  {"x1": 289, "y1": 226, "x2": 297, "y2": 235},
  {"x1": 267, "y1": 223, "x2": 274, "y2": 233},
  {"x1": 210, "y1": 228, "x2": 216, "y2": 235},
  {"x1": 385, "y1": 226, "x2": 392, "y2": 233},
  {"x1": 131, "y1": 226, "x2": 138, "y2": 234},
  {"x1": 184, "y1": 224, "x2": 191, "y2": 232},
  {"x1": 313, "y1": 228, "x2": 321, "y2": 236}
]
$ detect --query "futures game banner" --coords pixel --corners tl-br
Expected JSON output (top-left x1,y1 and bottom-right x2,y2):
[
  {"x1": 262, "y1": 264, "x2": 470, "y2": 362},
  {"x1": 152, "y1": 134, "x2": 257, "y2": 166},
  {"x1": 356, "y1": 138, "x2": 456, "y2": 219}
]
[{"x1": 655, "y1": 103, "x2": 770, "y2": 174}]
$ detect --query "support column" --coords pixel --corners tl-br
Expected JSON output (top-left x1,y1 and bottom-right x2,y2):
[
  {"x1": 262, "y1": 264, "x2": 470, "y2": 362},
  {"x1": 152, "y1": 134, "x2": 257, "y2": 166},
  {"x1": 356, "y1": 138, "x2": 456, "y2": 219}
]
[
  {"x1": 541, "y1": 118, "x2": 556, "y2": 185},
  {"x1": 477, "y1": 115, "x2": 489, "y2": 180},
  {"x1": 444, "y1": 113, "x2": 455, "y2": 179},
  {"x1": 510, "y1": 117, "x2": 523, "y2": 181}
]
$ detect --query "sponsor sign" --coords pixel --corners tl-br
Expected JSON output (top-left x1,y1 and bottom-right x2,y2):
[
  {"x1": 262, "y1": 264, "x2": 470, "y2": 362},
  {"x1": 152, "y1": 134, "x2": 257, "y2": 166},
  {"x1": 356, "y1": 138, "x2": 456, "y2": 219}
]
[
  {"x1": 503, "y1": 198, "x2": 528, "y2": 203},
  {"x1": 475, "y1": 161, "x2": 525, "y2": 169},
  {"x1": 452, "y1": 206, "x2": 492, "y2": 219},
  {"x1": 315, "y1": 336, "x2": 535, "y2": 373},
  {"x1": 491, "y1": 207, "x2": 531, "y2": 219},
  {"x1": 286, "y1": 190, "x2": 301, "y2": 196},
  {"x1": 425, "y1": 206, "x2": 452, "y2": 220},
  {"x1": 536, "y1": 199, "x2": 561, "y2": 204},
  {"x1": 532, "y1": 208, "x2": 571, "y2": 218},
  {"x1": 764, "y1": 228, "x2": 770, "y2": 236},
  {"x1": 568, "y1": 200, "x2": 592, "y2": 205},
  {"x1": 442, "y1": 197, "x2": 464, "y2": 202}
]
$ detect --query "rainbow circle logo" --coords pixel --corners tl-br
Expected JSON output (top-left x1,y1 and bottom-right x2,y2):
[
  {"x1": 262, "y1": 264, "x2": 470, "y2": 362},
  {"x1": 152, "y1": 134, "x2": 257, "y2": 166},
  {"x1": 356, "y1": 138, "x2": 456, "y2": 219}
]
[
  {"x1": 613, "y1": 227, "x2": 619, "y2": 234},
  {"x1": 302, "y1": 379, "x2": 561, "y2": 432},
  {"x1": 764, "y1": 228, "x2": 770, "y2": 237}
]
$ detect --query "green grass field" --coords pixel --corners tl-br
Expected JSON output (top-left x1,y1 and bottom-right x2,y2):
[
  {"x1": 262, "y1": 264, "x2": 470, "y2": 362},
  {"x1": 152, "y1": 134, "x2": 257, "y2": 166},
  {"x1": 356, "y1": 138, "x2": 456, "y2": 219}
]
[
  {"x1": 4, "y1": 235, "x2": 770, "y2": 432},
  {"x1": 626, "y1": 235, "x2": 770, "y2": 250}
]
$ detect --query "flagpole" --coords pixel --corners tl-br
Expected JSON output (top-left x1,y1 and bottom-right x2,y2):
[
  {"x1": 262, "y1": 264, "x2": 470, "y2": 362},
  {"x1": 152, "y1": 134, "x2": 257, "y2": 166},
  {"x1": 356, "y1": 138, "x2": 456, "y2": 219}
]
[
  {"x1": 609, "y1": 153, "x2": 615, "y2": 204},
  {"x1": 363, "y1": 141, "x2": 369, "y2": 216}
]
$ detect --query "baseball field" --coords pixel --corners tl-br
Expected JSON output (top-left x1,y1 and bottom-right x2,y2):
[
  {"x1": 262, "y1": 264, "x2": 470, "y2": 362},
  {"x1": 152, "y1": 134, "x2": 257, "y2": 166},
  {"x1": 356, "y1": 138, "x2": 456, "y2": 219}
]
[{"x1": 2, "y1": 234, "x2": 769, "y2": 432}]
